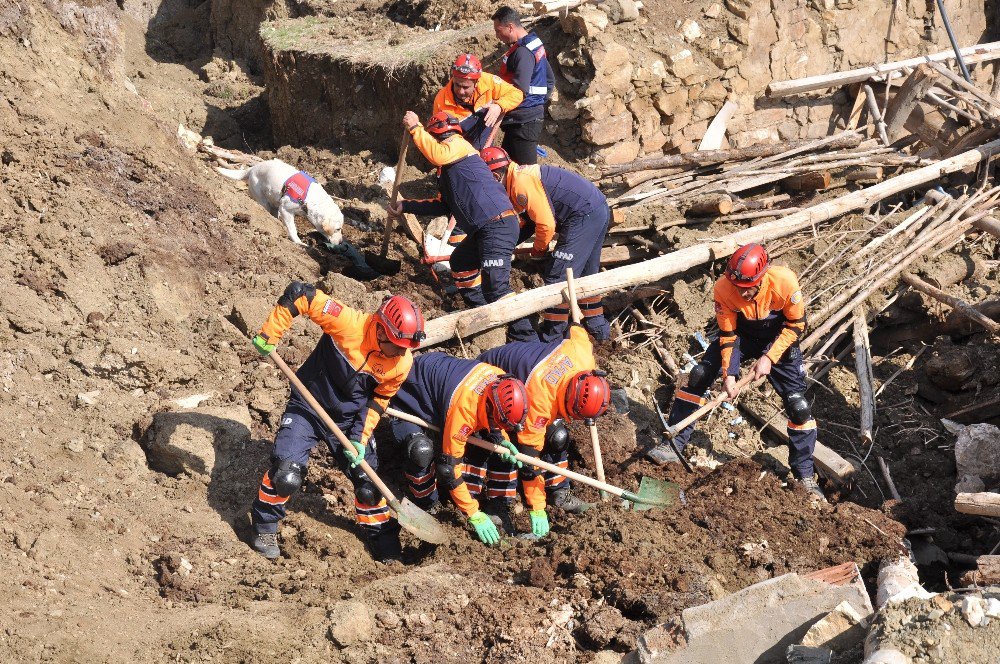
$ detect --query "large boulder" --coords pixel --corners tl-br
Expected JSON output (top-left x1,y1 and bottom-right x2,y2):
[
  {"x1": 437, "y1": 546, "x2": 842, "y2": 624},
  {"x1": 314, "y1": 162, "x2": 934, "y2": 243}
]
[
  {"x1": 945, "y1": 420, "x2": 1000, "y2": 492},
  {"x1": 144, "y1": 406, "x2": 252, "y2": 479}
]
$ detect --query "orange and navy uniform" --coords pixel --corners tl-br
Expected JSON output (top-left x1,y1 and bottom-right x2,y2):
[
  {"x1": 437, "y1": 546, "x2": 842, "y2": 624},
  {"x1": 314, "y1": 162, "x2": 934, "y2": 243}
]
[
  {"x1": 390, "y1": 353, "x2": 514, "y2": 517},
  {"x1": 433, "y1": 74, "x2": 524, "y2": 121},
  {"x1": 502, "y1": 164, "x2": 611, "y2": 342},
  {"x1": 251, "y1": 284, "x2": 412, "y2": 542},
  {"x1": 713, "y1": 265, "x2": 807, "y2": 377},
  {"x1": 667, "y1": 265, "x2": 817, "y2": 478},
  {"x1": 478, "y1": 324, "x2": 596, "y2": 510}
]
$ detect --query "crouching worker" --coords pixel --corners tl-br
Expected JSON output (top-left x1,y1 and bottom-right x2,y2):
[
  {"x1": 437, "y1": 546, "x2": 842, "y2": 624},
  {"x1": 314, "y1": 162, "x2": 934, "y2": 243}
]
[
  {"x1": 647, "y1": 244, "x2": 823, "y2": 500},
  {"x1": 389, "y1": 352, "x2": 529, "y2": 544},
  {"x1": 249, "y1": 283, "x2": 425, "y2": 561},
  {"x1": 478, "y1": 323, "x2": 611, "y2": 522}
]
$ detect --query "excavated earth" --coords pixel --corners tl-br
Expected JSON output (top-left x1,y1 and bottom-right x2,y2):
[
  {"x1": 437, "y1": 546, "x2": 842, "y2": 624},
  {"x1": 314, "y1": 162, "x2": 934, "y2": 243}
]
[{"x1": 2, "y1": 0, "x2": 1000, "y2": 662}]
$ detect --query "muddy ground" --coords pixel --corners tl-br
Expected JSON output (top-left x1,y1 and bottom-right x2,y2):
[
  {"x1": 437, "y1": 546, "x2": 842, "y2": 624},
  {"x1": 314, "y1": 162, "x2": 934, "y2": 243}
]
[{"x1": 2, "y1": 0, "x2": 1000, "y2": 662}]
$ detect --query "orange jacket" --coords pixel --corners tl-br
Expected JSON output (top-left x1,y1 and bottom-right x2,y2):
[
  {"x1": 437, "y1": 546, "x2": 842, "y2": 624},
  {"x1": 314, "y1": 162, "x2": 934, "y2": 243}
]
[
  {"x1": 504, "y1": 164, "x2": 557, "y2": 254},
  {"x1": 259, "y1": 290, "x2": 413, "y2": 445},
  {"x1": 441, "y1": 363, "x2": 513, "y2": 517},
  {"x1": 432, "y1": 74, "x2": 524, "y2": 120},
  {"x1": 409, "y1": 123, "x2": 479, "y2": 168},
  {"x1": 520, "y1": 325, "x2": 595, "y2": 510},
  {"x1": 714, "y1": 265, "x2": 807, "y2": 374}
]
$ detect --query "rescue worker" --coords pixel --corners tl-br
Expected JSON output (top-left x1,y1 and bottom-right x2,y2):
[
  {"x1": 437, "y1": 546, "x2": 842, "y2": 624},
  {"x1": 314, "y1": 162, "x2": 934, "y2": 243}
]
[
  {"x1": 249, "y1": 284, "x2": 425, "y2": 561},
  {"x1": 433, "y1": 52, "x2": 524, "y2": 150},
  {"x1": 388, "y1": 352, "x2": 531, "y2": 544},
  {"x1": 647, "y1": 244, "x2": 824, "y2": 500},
  {"x1": 482, "y1": 146, "x2": 611, "y2": 342},
  {"x1": 492, "y1": 6, "x2": 555, "y2": 164},
  {"x1": 478, "y1": 323, "x2": 611, "y2": 518},
  {"x1": 388, "y1": 110, "x2": 535, "y2": 342}
]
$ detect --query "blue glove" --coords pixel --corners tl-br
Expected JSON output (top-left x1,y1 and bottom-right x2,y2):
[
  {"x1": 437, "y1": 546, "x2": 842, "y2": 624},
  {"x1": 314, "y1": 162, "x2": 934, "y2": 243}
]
[
  {"x1": 252, "y1": 334, "x2": 275, "y2": 356},
  {"x1": 343, "y1": 440, "x2": 365, "y2": 468},
  {"x1": 529, "y1": 510, "x2": 550, "y2": 537},
  {"x1": 468, "y1": 511, "x2": 500, "y2": 545}
]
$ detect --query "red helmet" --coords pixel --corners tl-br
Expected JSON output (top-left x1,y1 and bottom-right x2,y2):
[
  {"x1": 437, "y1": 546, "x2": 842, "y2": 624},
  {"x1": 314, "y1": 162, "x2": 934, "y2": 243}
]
[
  {"x1": 485, "y1": 374, "x2": 528, "y2": 432},
  {"x1": 451, "y1": 53, "x2": 482, "y2": 80},
  {"x1": 480, "y1": 146, "x2": 511, "y2": 172},
  {"x1": 726, "y1": 243, "x2": 770, "y2": 287},
  {"x1": 375, "y1": 295, "x2": 426, "y2": 349},
  {"x1": 426, "y1": 111, "x2": 463, "y2": 137},
  {"x1": 564, "y1": 370, "x2": 610, "y2": 422}
]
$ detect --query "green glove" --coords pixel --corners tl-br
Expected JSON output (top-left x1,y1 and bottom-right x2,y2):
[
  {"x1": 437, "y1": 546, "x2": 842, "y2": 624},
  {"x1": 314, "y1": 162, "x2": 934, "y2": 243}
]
[
  {"x1": 529, "y1": 510, "x2": 550, "y2": 537},
  {"x1": 343, "y1": 440, "x2": 365, "y2": 468},
  {"x1": 496, "y1": 438, "x2": 523, "y2": 468},
  {"x1": 252, "y1": 334, "x2": 275, "y2": 356},
  {"x1": 468, "y1": 511, "x2": 500, "y2": 545}
]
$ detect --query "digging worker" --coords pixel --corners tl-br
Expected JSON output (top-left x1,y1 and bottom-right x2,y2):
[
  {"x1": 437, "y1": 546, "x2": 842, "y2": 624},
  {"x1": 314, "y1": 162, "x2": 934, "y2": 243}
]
[
  {"x1": 647, "y1": 244, "x2": 824, "y2": 500},
  {"x1": 482, "y1": 146, "x2": 611, "y2": 342},
  {"x1": 388, "y1": 110, "x2": 535, "y2": 342},
  {"x1": 433, "y1": 52, "x2": 524, "y2": 150},
  {"x1": 492, "y1": 6, "x2": 555, "y2": 164},
  {"x1": 478, "y1": 323, "x2": 611, "y2": 519},
  {"x1": 388, "y1": 352, "x2": 530, "y2": 544},
  {"x1": 249, "y1": 284, "x2": 425, "y2": 561}
]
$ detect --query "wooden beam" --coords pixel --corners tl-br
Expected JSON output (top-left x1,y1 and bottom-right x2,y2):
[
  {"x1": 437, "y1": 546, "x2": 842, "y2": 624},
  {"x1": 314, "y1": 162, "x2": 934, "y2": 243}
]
[
  {"x1": 901, "y1": 272, "x2": 1000, "y2": 335},
  {"x1": 924, "y1": 189, "x2": 1000, "y2": 238},
  {"x1": 884, "y1": 65, "x2": 939, "y2": 142},
  {"x1": 852, "y1": 309, "x2": 875, "y2": 445},
  {"x1": 956, "y1": 492, "x2": 1000, "y2": 517},
  {"x1": 422, "y1": 137, "x2": 1000, "y2": 346},
  {"x1": 767, "y1": 41, "x2": 1000, "y2": 97}
]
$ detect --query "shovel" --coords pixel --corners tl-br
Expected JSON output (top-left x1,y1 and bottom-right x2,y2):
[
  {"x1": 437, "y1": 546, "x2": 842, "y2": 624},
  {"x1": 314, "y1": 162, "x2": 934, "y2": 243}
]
[
  {"x1": 562, "y1": 267, "x2": 609, "y2": 501},
  {"x1": 385, "y1": 407, "x2": 680, "y2": 510},
  {"x1": 266, "y1": 350, "x2": 448, "y2": 544},
  {"x1": 364, "y1": 130, "x2": 409, "y2": 276}
]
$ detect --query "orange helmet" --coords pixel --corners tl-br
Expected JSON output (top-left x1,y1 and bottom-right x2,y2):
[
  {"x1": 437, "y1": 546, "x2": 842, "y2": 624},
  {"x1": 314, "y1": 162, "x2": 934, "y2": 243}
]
[
  {"x1": 480, "y1": 146, "x2": 511, "y2": 172},
  {"x1": 426, "y1": 111, "x2": 463, "y2": 137},
  {"x1": 451, "y1": 53, "x2": 483, "y2": 80},
  {"x1": 564, "y1": 370, "x2": 610, "y2": 423},
  {"x1": 725, "y1": 243, "x2": 770, "y2": 287},
  {"x1": 375, "y1": 295, "x2": 426, "y2": 349},
  {"x1": 485, "y1": 374, "x2": 528, "y2": 432}
]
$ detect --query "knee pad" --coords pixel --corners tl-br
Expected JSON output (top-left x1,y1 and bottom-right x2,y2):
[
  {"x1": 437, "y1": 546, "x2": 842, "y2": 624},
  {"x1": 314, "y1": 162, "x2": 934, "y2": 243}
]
[
  {"x1": 435, "y1": 454, "x2": 463, "y2": 491},
  {"x1": 784, "y1": 392, "x2": 813, "y2": 425},
  {"x1": 515, "y1": 443, "x2": 541, "y2": 481},
  {"x1": 354, "y1": 479, "x2": 380, "y2": 506},
  {"x1": 687, "y1": 362, "x2": 714, "y2": 393},
  {"x1": 270, "y1": 459, "x2": 306, "y2": 497},
  {"x1": 404, "y1": 432, "x2": 436, "y2": 469},
  {"x1": 543, "y1": 419, "x2": 570, "y2": 455}
]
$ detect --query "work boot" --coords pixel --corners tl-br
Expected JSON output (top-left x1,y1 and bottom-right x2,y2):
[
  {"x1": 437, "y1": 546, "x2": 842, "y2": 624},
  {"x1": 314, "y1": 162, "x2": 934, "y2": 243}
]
[
  {"x1": 483, "y1": 499, "x2": 516, "y2": 535},
  {"x1": 252, "y1": 531, "x2": 281, "y2": 560},
  {"x1": 551, "y1": 489, "x2": 594, "y2": 514},
  {"x1": 646, "y1": 442, "x2": 681, "y2": 466},
  {"x1": 370, "y1": 532, "x2": 403, "y2": 563},
  {"x1": 800, "y1": 476, "x2": 827, "y2": 502}
]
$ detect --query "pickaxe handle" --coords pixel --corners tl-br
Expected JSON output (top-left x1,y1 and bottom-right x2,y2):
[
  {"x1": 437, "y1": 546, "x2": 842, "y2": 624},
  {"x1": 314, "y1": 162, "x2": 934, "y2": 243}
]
[
  {"x1": 664, "y1": 373, "x2": 760, "y2": 439},
  {"x1": 268, "y1": 351, "x2": 403, "y2": 510}
]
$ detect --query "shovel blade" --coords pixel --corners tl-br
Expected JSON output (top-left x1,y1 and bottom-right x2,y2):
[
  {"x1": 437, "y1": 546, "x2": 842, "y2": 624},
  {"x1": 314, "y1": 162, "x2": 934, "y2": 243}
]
[
  {"x1": 392, "y1": 497, "x2": 450, "y2": 544},
  {"x1": 630, "y1": 476, "x2": 682, "y2": 512}
]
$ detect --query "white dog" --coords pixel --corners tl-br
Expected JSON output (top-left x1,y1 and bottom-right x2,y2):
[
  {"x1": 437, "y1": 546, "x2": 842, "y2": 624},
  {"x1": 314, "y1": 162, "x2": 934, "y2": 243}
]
[{"x1": 217, "y1": 159, "x2": 344, "y2": 246}]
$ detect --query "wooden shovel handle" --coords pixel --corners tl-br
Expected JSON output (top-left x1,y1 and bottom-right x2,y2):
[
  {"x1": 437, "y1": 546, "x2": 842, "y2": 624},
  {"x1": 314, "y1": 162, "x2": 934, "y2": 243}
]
[
  {"x1": 268, "y1": 351, "x2": 399, "y2": 506},
  {"x1": 564, "y1": 267, "x2": 584, "y2": 324},
  {"x1": 381, "y1": 130, "x2": 411, "y2": 256},
  {"x1": 665, "y1": 372, "x2": 760, "y2": 438}
]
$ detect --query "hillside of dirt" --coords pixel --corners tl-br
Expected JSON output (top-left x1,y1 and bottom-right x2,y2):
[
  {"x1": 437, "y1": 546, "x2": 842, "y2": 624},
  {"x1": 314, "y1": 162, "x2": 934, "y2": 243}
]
[{"x1": 3, "y1": 0, "x2": 1000, "y2": 662}]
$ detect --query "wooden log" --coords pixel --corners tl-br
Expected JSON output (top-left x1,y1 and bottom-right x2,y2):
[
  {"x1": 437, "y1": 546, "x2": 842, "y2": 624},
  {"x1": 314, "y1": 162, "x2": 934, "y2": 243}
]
[
  {"x1": 600, "y1": 131, "x2": 863, "y2": 177},
  {"x1": 847, "y1": 85, "x2": 867, "y2": 130},
  {"x1": 925, "y1": 188, "x2": 1000, "y2": 238},
  {"x1": 959, "y1": 555, "x2": 1000, "y2": 586},
  {"x1": 767, "y1": 41, "x2": 1000, "y2": 97},
  {"x1": 853, "y1": 309, "x2": 875, "y2": 445},
  {"x1": 956, "y1": 492, "x2": 1000, "y2": 517},
  {"x1": 686, "y1": 194, "x2": 734, "y2": 216},
  {"x1": 737, "y1": 400, "x2": 856, "y2": 484},
  {"x1": 883, "y1": 65, "x2": 938, "y2": 142},
  {"x1": 421, "y1": 136, "x2": 1000, "y2": 347},
  {"x1": 782, "y1": 170, "x2": 831, "y2": 192},
  {"x1": 927, "y1": 60, "x2": 1000, "y2": 112},
  {"x1": 864, "y1": 85, "x2": 890, "y2": 146},
  {"x1": 622, "y1": 167, "x2": 684, "y2": 188},
  {"x1": 901, "y1": 272, "x2": 1000, "y2": 335},
  {"x1": 875, "y1": 555, "x2": 925, "y2": 609},
  {"x1": 845, "y1": 166, "x2": 885, "y2": 183},
  {"x1": 878, "y1": 456, "x2": 902, "y2": 502}
]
